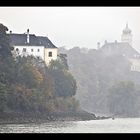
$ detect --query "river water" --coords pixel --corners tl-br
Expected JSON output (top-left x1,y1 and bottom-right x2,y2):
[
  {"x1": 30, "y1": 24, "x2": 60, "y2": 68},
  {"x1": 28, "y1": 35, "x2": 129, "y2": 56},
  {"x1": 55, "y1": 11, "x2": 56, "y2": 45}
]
[{"x1": 0, "y1": 118, "x2": 140, "y2": 133}]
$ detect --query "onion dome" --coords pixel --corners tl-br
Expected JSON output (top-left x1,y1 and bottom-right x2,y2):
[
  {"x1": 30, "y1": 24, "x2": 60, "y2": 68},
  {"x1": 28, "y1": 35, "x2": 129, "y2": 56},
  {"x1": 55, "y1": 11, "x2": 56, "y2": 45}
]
[{"x1": 123, "y1": 23, "x2": 132, "y2": 34}]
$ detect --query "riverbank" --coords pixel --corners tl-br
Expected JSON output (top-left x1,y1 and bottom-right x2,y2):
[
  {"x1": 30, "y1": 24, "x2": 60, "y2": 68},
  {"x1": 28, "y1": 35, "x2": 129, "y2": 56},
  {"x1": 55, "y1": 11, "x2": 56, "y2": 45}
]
[{"x1": 0, "y1": 110, "x2": 110, "y2": 124}]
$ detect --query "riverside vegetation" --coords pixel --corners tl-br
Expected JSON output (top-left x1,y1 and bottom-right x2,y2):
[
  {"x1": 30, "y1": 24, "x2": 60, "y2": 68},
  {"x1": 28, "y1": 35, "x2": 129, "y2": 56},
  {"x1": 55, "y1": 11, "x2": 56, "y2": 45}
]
[
  {"x1": 0, "y1": 23, "x2": 99, "y2": 123},
  {"x1": 2, "y1": 22, "x2": 136, "y2": 122},
  {"x1": 59, "y1": 46, "x2": 140, "y2": 118}
]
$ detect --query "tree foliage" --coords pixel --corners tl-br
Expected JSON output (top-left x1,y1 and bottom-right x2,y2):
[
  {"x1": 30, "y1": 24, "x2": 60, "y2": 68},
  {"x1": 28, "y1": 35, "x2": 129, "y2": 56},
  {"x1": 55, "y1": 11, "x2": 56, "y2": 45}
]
[
  {"x1": 59, "y1": 46, "x2": 140, "y2": 116},
  {"x1": 108, "y1": 81, "x2": 138, "y2": 117},
  {"x1": 0, "y1": 23, "x2": 12, "y2": 59},
  {"x1": 0, "y1": 23, "x2": 78, "y2": 115}
]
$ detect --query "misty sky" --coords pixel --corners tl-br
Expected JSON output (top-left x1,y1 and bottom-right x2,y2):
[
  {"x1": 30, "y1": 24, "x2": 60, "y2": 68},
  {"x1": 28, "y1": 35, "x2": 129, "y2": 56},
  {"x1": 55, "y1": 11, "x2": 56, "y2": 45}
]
[{"x1": 0, "y1": 7, "x2": 140, "y2": 52}]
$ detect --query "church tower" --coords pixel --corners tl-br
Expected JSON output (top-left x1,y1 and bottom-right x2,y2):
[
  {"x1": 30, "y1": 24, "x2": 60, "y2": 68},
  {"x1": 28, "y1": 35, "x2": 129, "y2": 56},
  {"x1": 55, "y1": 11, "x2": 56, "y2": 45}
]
[{"x1": 121, "y1": 23, "x2": 132, "y2": 46}]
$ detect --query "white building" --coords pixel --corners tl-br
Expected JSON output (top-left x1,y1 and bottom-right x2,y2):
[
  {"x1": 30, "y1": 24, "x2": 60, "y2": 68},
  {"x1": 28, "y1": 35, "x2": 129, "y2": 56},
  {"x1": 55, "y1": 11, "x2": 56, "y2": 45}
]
[
  {"x1": 98, "y1": 24, "x2": 140, "y2": 72},
  {"x1": 9, "y1": 29, "x2": 58, "y2": 65}
]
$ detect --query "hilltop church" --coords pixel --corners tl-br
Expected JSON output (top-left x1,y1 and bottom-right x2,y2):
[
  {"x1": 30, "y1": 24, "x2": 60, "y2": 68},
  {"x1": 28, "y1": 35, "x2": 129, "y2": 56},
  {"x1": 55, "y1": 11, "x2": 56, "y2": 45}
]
[
  {"x1": 98, "y1": 24, "x2": 140, "y2": 72},
  {"x1": 9, "y1": 29, "x2": 58, "y2": 65}
]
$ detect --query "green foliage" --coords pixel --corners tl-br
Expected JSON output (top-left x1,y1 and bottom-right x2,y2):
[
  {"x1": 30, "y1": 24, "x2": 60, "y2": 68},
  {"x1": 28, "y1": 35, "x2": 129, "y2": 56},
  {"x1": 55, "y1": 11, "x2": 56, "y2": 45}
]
[
  {"x1": 0, "y1": 23, "x2": 12, "y2": 59},
  {"x1": 49, "y1": 59, "x2": 65, "y2": 70},
  {"x1": 0, "y1": 83, "x2": 8, "y2": 112},
  {"x1": 58, "y1": 46, "x2": 140, "y2": 116},
  {"x1": 55, "y1": 97, "x2": 79, "y2": 112},
  {"x1": 58, "y1": 53, "x2": 69, "y2": 70},
  {"x1": 0, "y1": 24, "x2": 78, "y2": 115},
  {"x1": 50, "y1": 70, "x2": 77, "y2": 98},
  {"x1": 48, "y1": 59, "x2": 77, "y2": 98},
  {"x1": 108, "y1": 81, "x2": 138, "y2": 117}
]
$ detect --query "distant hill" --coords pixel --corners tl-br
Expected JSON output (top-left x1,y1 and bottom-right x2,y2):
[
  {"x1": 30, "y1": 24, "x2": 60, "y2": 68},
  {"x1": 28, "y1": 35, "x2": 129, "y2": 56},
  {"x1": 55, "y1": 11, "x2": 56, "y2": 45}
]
[{"x1": 59, "y1": 46, "x2": 140, "y2": 117}]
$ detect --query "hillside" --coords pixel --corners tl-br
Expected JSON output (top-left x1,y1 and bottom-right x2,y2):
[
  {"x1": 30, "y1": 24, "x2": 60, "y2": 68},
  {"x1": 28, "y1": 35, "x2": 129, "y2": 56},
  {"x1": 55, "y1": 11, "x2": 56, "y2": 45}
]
[
  {"x1": 0, "y1": 23, "x2": 101, "y2": 122},
  {"x1": 59, "y1": 46, "x2": 140, "y2": 117}
]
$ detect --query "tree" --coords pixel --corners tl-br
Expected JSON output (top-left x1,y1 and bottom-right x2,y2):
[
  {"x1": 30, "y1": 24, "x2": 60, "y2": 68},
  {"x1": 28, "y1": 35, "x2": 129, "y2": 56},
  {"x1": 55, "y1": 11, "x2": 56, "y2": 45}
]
[
  {"x1": 0, "y1": 23, "x2": 79, "y2": 116},
  {"x1": 49, "y1": 59, "x2": 65, "y2": 70},
  {"x1": 14, "y1": 56, "x2": 44, "y2": 88},
  {"x1": 0, "y1": 83, "x2": 8, "y2": 112},
  {"x1": 0, "y1": 23, "x2": 12, "y2": 59},
  {"x1": 0, "y1": 24, "x2": 15, "y2": 85},
  {"x1": 48, "y1": 57, "x2": 77, "y2": 98},
  {"x1": 108, "y1": 81, "x2": 138, "y2": 117},
  {"x1": 58, "y1": 46, "x2": 135, "y2": 114},
  {"x1": 50, "y1": 69, "x2": 77, "y2": 98},
  {"x1": 58, "y1": 53, "x2": 69, "y2": 70}
]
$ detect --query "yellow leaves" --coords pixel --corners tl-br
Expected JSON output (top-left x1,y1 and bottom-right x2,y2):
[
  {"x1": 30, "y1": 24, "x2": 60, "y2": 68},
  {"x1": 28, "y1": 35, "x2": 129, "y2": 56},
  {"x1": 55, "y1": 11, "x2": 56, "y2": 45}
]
[
  {"x1": 25, "y1": 64, "x2": 44, "y2": 85},
  {"x1": 15, "y1": 84, "x2": 32, "y2": 96},
  {"x1": 32, "y1": 68, "x2": 44, "y2": 85}
]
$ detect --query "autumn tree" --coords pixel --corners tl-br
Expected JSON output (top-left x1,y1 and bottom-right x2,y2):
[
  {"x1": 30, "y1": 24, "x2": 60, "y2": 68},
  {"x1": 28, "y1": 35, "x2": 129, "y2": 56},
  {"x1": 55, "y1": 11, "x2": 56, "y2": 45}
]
[{"x1": 0, "y1": 23, "x2": 79, "y2": 115}]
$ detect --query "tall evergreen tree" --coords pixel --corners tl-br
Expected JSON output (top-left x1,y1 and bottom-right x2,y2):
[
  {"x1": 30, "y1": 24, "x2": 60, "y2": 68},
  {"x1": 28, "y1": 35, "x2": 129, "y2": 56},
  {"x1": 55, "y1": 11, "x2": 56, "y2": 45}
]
[{"x1": 0, "y1": 23, "x2": 12, "y2": 59}]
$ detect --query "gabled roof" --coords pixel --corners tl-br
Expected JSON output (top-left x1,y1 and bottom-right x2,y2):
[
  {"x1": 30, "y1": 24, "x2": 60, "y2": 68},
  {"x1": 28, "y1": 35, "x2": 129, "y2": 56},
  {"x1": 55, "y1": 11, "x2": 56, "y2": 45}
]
[
  {"x1": 99, "y1": 42, "x2": 139, "y2": 58},
  {"x1": 8, "y1": 33, "x2": 57, "y2": 48},
  {"x1": 37, "y1": 36, "x2": 57, "y2": 48}
]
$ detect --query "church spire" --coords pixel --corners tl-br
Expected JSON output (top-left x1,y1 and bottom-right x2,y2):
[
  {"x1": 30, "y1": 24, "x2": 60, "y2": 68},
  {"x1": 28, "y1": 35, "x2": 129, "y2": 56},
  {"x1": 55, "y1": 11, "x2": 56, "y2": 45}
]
[
  {"x1": 122, "y1": 22, "x2": 131, "y2": 34},
  {"x1": 121, "y1": 23, "x2": 132, "y2": 46}
]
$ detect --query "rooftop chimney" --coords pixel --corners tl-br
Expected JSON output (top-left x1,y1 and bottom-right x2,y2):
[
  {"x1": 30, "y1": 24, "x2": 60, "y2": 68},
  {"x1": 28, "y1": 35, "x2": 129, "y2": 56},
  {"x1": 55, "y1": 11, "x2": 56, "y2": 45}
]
[
  {"x1": 97, "y1": 42, "x2": 100, "y2": 49},
  {"x1": 27, "y1": 29, "x2": 29, "y2": 44},
  {"x1": 10, "y1": 30, "x2": 12, "y2": 34},
  {"x1": 105, "y1": 40, "x2": 107, "y2": 44}
]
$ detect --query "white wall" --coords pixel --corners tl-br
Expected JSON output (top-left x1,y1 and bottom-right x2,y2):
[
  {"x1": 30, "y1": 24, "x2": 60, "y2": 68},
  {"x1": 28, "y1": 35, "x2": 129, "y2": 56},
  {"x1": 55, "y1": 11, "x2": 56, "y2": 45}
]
[
  {"x1": 129, "y1": 58, "x2": 140, "y2": 72},
  {"x1": 44, "y1": 48, "x2": 58, "y2": 65},
  {"x1": 121, "y1": 34, "x2": 132, "y2": 46},
  {"x1": 13, "y1": 46, "x2": 58, "y2": 65},
  {"x1": 14, "y1": 45, "x2": 45, "y2": 60}
]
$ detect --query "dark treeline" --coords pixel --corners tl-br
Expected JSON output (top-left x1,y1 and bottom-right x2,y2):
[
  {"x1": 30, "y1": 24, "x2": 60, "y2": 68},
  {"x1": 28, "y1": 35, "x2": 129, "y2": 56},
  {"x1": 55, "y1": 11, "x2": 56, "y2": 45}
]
[
  {"x1": 59, "y1": 46, "x2": 140, "y2": 117},
  {"x1": 0, "y1": 23, "x2": 79, "y2": 117}
]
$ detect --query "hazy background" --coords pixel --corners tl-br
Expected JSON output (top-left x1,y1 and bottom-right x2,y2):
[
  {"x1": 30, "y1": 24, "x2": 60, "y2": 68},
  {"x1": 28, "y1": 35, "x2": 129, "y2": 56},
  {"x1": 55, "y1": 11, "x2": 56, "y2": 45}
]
[{"x1": 0, "y1": 7, "x2": 140, "y2": 52}]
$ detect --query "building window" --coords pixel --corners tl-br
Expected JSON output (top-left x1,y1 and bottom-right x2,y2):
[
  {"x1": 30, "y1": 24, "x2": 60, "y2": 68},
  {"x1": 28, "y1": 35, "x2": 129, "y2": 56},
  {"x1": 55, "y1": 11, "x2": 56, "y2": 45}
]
[
  {"x1": 16, "y1": 48, "x2": 19, "y2": 51},
  {"x1": 48, "y1": 52, "x2": 52, "y2": 57},
  {"x1": 31, "y1": 49, "x2": 34, "y2": 52},
  {"x1": 37, "y1": 49, "x2": 40, "y2": 52},
  {"x1": 23, "y1": 48, "x2": 26, "y2": 52}
]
